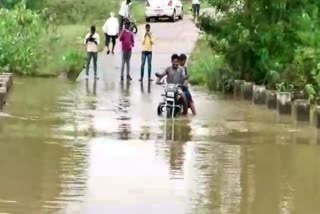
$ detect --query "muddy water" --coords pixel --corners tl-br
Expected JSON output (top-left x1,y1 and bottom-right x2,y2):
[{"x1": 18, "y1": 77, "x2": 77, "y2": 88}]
[{"x1": 1, "y1": 18, "x2": 320, "y2": 214}]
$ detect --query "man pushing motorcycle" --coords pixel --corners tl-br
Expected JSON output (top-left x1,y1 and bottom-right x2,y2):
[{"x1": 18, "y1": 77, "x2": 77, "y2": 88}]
[{"x1": 156, "y1": 54, "x2": 189, "y2": 115}]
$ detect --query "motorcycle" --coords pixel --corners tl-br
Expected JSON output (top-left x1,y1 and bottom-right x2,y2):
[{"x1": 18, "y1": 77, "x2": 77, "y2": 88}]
[
  {"x1": 157, "y1": 82, "x2": 184, "y2": 118},
  {"x1": 124, "y1": 16, "x2": 138, "y2": 34}
]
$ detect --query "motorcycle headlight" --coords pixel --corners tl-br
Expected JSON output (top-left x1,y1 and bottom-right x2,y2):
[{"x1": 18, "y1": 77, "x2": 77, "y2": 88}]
[
  {"x1": 167, "y1": 84, "x2": 177, "y2": 91},
  {"x1": 167, "y1": 91, "x2": 175, "y2": 97}
]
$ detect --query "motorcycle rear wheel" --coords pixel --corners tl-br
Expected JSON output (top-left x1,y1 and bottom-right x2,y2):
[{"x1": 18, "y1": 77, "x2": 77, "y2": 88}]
[{"x1": 131, "y1": 25, "x2": 138, "y2": 34}]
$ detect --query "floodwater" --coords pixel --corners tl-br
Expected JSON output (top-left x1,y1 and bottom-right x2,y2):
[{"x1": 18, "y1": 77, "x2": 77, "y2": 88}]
[{"x1": 1, "y1": 17, "x2": 320, "y2": 214}]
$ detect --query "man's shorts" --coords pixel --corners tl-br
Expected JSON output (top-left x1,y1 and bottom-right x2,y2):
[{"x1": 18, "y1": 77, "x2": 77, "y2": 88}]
[{"x1": 183, "y1": 88, "x2": 193, "y2": 105}]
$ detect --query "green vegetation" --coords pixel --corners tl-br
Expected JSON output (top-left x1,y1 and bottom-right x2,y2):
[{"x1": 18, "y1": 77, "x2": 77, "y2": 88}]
[
  {"x1": 193, "y1": 0, "x2": 320, "y2": 101},
  {"x1": 131, "y1": 1, "x2": 146, "y2": 24},
  {"x1": 188, "y1": 39, "x2": 236, "y2": 91},
  {"x1": 0, "y1": 0, "x2": 145, "y2": 79},
  {"x1": 0, "y1": 4, "x2": 45, "y2": 75}
]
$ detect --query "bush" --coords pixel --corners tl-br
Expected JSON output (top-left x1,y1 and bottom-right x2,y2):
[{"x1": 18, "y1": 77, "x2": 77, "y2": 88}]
[
  {"x1": 131, "y1": 1, "x2": 146, "y2": 24},
  {"x1": 45, "y1": 0, "x2": 119, "y2": 24},
  {"x1": 36, "y1": 24, "x2": 88, "y2": 77},
  {"x1": 0, "y1": 3, "x2": 43, "y2": 75},
  {"x1": 188, "y1": 39, "x2": 237, "y2": 91},
  {"x1": 198, "y1": 0, "x2": 320, "y2": 99},
  {"x1": 62, "y1": 49, "x2": 86, "y2": 81}
]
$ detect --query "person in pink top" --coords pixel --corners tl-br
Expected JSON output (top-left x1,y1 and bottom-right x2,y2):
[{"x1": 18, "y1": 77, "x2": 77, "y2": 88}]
[{"x1": 119, "y1": 21, "x2": 134, "y2": 81}]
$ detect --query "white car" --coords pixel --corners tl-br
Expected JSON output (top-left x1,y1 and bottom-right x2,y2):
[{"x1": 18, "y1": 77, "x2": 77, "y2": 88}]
[{"x1": 145, "y1": 0, "x2": 184, "y2": 22}]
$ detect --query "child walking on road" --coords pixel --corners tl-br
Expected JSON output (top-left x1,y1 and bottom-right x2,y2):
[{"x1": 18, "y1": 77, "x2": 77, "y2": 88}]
[
  {"x1": 139, "y1": 24, "x2": 154, "y2": 82},
  {"x1": 119, "y1": 21, "x2": 134, "y2": 81},
  {"x1": 84, "y1": 25, "x2": 100, "y2": 79}
]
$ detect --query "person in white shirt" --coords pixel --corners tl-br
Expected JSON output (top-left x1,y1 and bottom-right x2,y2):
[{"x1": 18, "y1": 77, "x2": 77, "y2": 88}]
[
  {"x1": 103, "y1": 11, "x2": 119, "y2": 54},
  {"x1": 84, "y1": 25, "x2": 100, "y2": 79},
  {"x1": 192, "y1": 0, "x2": 201, "y2": 18},
  {"x1": 118, "y1": 0, "x2": 131, "y2": 32}
]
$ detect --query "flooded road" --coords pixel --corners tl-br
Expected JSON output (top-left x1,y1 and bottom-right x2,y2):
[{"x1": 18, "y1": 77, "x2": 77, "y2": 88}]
[{"x1": 1, "y1": 17, "x2": 320, "y2": 214}]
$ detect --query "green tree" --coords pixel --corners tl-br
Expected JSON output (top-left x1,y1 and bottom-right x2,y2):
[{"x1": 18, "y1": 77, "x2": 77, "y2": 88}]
[{"x1": 200, "y1": 0, "x2": 320, "y2": 92}]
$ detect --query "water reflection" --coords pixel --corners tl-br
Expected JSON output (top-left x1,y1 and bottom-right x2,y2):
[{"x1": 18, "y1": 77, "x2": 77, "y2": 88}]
[
  {"x1": 140, "y1": 81, "x2": 152, "y2": 94},
  {"x1": 139, "y1": 125, "x2": 151, "y2": 140},
  {"x1": 0, "y1": 139, "x2": 63, "y2": 213},
  {"x1": 0, "y1": 134, "x2": 89, "y2": 213},
  {"x1": 85, "y1": 79, "x2": 97, "y2": 96},
  {"x1": 120, "y1": 81, "x2": 130, "y2": 95},
  {"x1": 185, "y1": 130, "x2": 320, "y2": 214},
  {"x1": 157, "y1": 118, "x2": 192, "y2": 179},
  {"x1": 163, "y1": 118, "x2": 192, "y2": 142},
  {"x1": 117, "y1": 81, "x2": 131, "y2": 140},
  {"x1": 3, "y1": 75, "x2": 320, "y2": 213},
  {"x1": 84, "y1": 79, "x2": 98, "y2": 138}
]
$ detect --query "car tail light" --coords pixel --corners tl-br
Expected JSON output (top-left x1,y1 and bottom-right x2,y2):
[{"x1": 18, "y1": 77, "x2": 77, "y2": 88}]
[
  {"x1": 168, "y1": 0, "x2": 173, "y2": 6},
  {"x1": 146, "y1": 1, "x2": 150, "y2": 6}
]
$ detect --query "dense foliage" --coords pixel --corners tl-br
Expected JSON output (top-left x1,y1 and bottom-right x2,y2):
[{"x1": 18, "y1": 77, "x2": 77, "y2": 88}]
[
  {"x1": 0, "y1": 2, "x2": 45, "y2": 75},
  {"x1": 199, "y1": 0, "x2": 320, "y2": 100},
  {"x1": 1, "y1": 0, "x2": 119, "y2": 23}
]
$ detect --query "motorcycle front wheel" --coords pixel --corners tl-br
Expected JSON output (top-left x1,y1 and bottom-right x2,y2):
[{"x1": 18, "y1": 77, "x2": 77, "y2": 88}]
[
  {"x1": 166, "y1": 108, "x2": 173, "y2": 118},
  {"x1": 157, "y1": 102, "x2": 165, "y2": 115}
]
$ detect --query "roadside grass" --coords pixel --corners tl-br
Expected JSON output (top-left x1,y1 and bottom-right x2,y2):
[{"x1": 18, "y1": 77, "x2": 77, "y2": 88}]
[
  {"x1": 37, "y1": 22, "x2": 107, "y2": 78},
  {"x1": 183, "y1": 1, "x2": 193, "y2": 14},
  {"x1": 131, "y1": 1, "x2": 146, "y2": 24},
  {"x1": 35, "y1": 0, "x2": 120, "y2": 78},
  {"x1": 37, "y1": 3, "x2": 146, "y2": 79},
  {"x1": 188, "y1": 39, "x2": 228, "y2": 90}
]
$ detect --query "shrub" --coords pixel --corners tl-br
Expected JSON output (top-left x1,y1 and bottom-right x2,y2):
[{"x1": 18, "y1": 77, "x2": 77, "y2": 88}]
[
  {"x1": 44, "y1": 0, "x2": 119, "y2": 24},
  {"x1": 62, "y1": 49, "x2": 86, "y2": 81},
  {"x1": 199, "y1": 0, "x2": 320, "y2": 90},
  {"x1": 131, "y1": 1, "x2": 146, "y2": 24},
  {"x1": 0, "y1": 2, "x2": 44, "y2": 75},
  {"x1": 188, "y1": 39, "x2": 237, "y2": 91}
]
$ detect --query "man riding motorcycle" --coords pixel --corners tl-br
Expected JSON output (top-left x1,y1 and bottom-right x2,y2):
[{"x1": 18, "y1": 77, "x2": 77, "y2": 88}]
[{"x1": 156, "y1": 54, "x2": 189, "y2": 115}]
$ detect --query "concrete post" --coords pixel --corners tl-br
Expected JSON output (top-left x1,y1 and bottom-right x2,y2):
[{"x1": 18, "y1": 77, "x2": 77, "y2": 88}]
[
  {"x1": 0, "y1": 86, "x2": 6, "y2": 107},
  {"x1": 313, "y1": 106, "x2": 320, "y2": 128},
  {"x1": 293, "y1": 99, "x2": 310, "y2": 122},
  {"x1": 233, "y1": 80, "x2": 245, "y2": 97},
  {"x1": 241, "y1": 82, "x2": 254, "y2": 101},
  {"x1": 1, "y1": 73, "x2": 12, "y2": 89},
  {"x1": 266, "y1": 90, "x2": 277, "y2": 109},
  {"x1": 253, "y1": 85, "x2": 266, "y2": 105},
  {"x1": 277, "y1": 92, "x2": 292, "y2": 115}
]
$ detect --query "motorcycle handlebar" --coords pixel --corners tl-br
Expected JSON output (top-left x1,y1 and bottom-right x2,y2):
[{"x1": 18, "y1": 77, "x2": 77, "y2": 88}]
[{"x1": 156, "y1": 81, "x2": 182, "y2": 88}]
